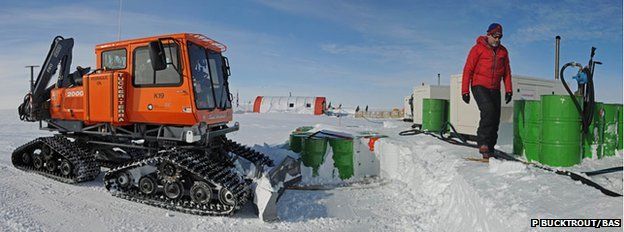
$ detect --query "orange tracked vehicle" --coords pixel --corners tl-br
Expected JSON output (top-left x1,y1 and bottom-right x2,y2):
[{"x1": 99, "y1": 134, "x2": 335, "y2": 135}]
[{"x1": 13, "y1": 33, "x2": 300, "y2": 220}]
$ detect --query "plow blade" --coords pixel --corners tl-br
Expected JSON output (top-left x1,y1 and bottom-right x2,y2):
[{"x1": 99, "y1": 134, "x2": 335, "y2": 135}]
[{"x1": 252, "y1": 155, "x2": 301, "y2": 221}]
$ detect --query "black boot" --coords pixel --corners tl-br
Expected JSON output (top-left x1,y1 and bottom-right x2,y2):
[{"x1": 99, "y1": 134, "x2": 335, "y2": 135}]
[
  {"x1": 479, "y1": 145, "x2": 491, "y2": 159},
  {"x1": 488, "y1": 145, "x2": 497, "y2": 158}
]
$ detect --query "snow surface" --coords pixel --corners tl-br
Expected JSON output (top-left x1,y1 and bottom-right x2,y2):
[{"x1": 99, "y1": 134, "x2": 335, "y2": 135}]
[{"x1": 0, "y1": 110, "x2": 622, "y2": 231}]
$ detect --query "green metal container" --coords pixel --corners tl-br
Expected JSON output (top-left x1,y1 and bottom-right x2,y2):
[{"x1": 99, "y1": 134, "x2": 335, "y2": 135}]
[
  {"x1": 539, "y1": 95, "x2": 582, "y2": 167},
  {"x1": 602, "y1": 104, "x2": 619, "y2": 157},
  {"x1": 513, "y1": 100, "x2": 526, "y2": 156},
  {"x1": 302, "y1": 136, "x2": 328, "y2": 176},
  {"x1": 583, "y1": 103, "x2": 604, "y2": 159},
  {"x1": 289, "y1": 132, "x2": 311, "y2": 153},
  {"x1": 421, "y1": 99, "x2": 448, "y2": 132},
  {"x1": 617, "y1": 104, "x2": 623, "y2": 151},
  {"x1": 523, "y1": 100, "x2": 541, "y2": 162},
  {"x1": 328, "y1": 138, "x2": 354, "y2": 180}
]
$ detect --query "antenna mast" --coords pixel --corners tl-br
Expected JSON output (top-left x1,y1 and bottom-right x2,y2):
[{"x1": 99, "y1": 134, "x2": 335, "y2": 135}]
[{"x1": 117, "y1": 0, "x2": 123, "y2": 41}]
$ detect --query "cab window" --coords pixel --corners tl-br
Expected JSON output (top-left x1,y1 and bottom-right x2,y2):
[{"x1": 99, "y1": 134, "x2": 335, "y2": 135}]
[
  {"x1": 207, "y1": 52, "x2": 231, "y2": 108},
  {"x1": 133, "y1": 44, "x2": 181, "y2": 86},
  {"x1": 102, "y1": 49, "x2": 126, "y2": 70}
]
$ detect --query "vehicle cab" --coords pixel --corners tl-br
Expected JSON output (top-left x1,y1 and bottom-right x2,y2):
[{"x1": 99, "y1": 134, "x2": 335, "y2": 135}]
[{"x1": 91, "y1": 33, "x2": 233, "y2": 126}]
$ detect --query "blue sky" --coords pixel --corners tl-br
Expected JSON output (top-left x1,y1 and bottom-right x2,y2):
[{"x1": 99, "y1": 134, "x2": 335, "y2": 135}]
[{"x1": 0, "y1": 0, "x2": 621, "y2": 109}]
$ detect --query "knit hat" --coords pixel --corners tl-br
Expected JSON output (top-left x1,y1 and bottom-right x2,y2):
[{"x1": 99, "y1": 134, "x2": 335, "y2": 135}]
[{"x1": 487, "y1": 23, "x2": 503, "y2": 37}]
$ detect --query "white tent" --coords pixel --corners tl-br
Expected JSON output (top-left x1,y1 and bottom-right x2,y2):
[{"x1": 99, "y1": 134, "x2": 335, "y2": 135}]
[{"x1": 253, "y1": 96, "x2": 326, "y2": 115}]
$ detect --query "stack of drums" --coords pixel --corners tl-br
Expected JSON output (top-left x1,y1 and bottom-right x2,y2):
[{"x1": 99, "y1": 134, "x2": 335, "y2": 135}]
[
  {"x1": 289, "y1": 127, "x2": 356, "y2": 179},
  {"x1": 539, "y1": 95, "x2": 582, "y2": 167},
  {"x1": 513, "y1": 96, "x2": 620, "y2": 166}
]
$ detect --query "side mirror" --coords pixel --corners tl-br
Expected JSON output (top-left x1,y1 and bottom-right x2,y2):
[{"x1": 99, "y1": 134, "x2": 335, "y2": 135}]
[{"x1": 148, "y1": 40, "x2": 167, "y2": 71}]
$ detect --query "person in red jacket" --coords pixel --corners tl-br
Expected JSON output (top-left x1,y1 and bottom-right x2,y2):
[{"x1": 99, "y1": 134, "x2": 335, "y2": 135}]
[{"x1": 461, "y1": 23, "x2": 512, "y2": 159}]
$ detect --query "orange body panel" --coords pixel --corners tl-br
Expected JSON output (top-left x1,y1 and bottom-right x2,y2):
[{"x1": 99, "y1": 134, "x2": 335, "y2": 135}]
[
  {"x1": 51, "y1": 33, "x2": 233, "y2": 127},
  {"x1": 86, "y1": 72, "x2": 114, "y2": 122},
  {"x1": 51, "y1": 86, "x2": 86, "y2": 120}
]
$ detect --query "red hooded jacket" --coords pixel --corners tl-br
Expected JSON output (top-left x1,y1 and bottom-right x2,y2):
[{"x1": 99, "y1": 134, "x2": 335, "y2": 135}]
[{"x1": 462, "y1": 36, "x2": 512, "y2": 95}]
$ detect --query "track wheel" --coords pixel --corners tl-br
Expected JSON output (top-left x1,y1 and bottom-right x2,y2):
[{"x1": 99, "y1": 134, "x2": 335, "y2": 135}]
[
  {"x1": 159, "y1": 162, "x2": 181, "y2": 182},
  {"x1": 139, "y1": 176, "x2": 157, "y2": 195},
  {"x1": 190, "y1": 181, "x2": 213, "y2": 204},
  {"x1": 218, "y1": 188, "x2": 235, "y2": 206},
  {"x1": 116, "y1": 172, "x2": 132, "y2": 189},
  {"x1": 45, "y1": 158, "x2": 57, "y2": 172},
  {"x1": 21, "y1": 152, "x2": 32, "y2": 165},
  {"x1": 33, "y1": 154, "x2": 44, "y2": 169},
  {"x1": 59, "y1": 159, "x2": 72, "y2": 176},
  {"x1": 164, "y1": 181, "x2": 183, "y2": 199}
]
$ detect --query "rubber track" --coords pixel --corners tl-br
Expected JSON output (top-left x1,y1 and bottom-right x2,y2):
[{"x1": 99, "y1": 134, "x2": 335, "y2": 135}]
[
  {"x1": 104, "y1": 149, "x2": 251, "y2": 216},
  {"x1": 222, "y1": 138, "x2": 274, "y2": 167},
  {"x1": 11, "y1": 136, "x2": 100, "y2": 184}
]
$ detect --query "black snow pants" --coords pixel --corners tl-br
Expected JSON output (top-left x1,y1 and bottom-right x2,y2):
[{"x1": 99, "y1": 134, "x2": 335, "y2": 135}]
[{"x1": 471, "y1": 85, "x2": 501, "y2": 151}]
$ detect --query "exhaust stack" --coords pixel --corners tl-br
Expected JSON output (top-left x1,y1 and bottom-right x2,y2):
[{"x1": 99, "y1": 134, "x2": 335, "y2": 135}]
[{"x1": 555, "y1": 36, "x2": 561, "y2": 80}]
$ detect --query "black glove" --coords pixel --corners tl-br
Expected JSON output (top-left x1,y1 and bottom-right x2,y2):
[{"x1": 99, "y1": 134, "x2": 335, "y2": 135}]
[
  {"x1": 462, "y1": 93, "x2": 470, "y2": 104},
  {"x1": 505, "y1": 92, "x2": 512, "y2": 104}
]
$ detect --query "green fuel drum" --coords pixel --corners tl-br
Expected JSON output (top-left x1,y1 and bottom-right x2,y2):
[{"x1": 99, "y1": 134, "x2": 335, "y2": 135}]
[
  {"x1": 583, "y1": 103, "x2": 603, "y2": 159},
  {"x1": 289, "y1": 132, "x2": 311, "y2": 153},
  {"x1": 539, "y1": 95, "x2": 582, "y2": 167},
  {"x1": 302, "y1": 137, "x2": 328, "y2": 176},
  {"x1": 421, "y1": 99, "x2": 448, "y2": 132},
  {"x1": 328, "y1": 138, "x2": 354, "y2": 180},
  {"x1": 602, "y1": 104, "x2": 620, "y2": 157},
  {"x1": 523, "y1": 100, "x2": 541, "y2": 162},
  {"x1": 513, "y1": 100, "x2": 525, "y2": 156},
  {"x1": 617, "y1": 104, "x2": 622, "y2": 151}
]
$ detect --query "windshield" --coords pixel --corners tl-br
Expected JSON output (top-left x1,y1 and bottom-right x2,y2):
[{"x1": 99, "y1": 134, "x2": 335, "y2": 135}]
[
  {"x1": 188, "y1": 42, "x2": 231, "y2": 109},
  {"x1": 207, "y1": 52, "x2": 231, "y2": 108}
]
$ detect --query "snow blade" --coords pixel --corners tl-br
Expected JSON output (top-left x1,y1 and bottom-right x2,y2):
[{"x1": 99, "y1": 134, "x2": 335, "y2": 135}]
[{"x1": 253, "y1": 155, "x2": 301, "y2": 221}]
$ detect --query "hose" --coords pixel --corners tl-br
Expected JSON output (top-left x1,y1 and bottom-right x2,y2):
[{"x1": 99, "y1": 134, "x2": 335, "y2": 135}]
[
  {"x1": 18, "y1": 93, "x2": 32, "y2": 121},
  {"x1": 399, "y1": 124, "x2": 422, "y2": 136},
  {"x1": 398, "y1": 129, "x2": 421, "y2": 136},
  {"x1": 440, "y1": 121, "x2": 471, "y2": 146},
  {"x1": 582, "y1": 166, "x2": 623, "y2": 176},
  {"x1": 559, "y1": 62, "x2": 584, "y2": 121},
  {"x1": 559, "y1": 48, "x2": 599, "y2": 135}
]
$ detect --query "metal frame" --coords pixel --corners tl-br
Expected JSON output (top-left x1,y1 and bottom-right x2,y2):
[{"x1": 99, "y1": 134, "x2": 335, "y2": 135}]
[{"x1": 41, "y1": 119, "x2": 239, "y2": 146}]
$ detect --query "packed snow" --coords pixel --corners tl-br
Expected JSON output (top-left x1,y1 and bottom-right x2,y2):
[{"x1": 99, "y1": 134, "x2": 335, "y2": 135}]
[{"x1": 0, "y1": 109, "x2": 622, "y2": 231}]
